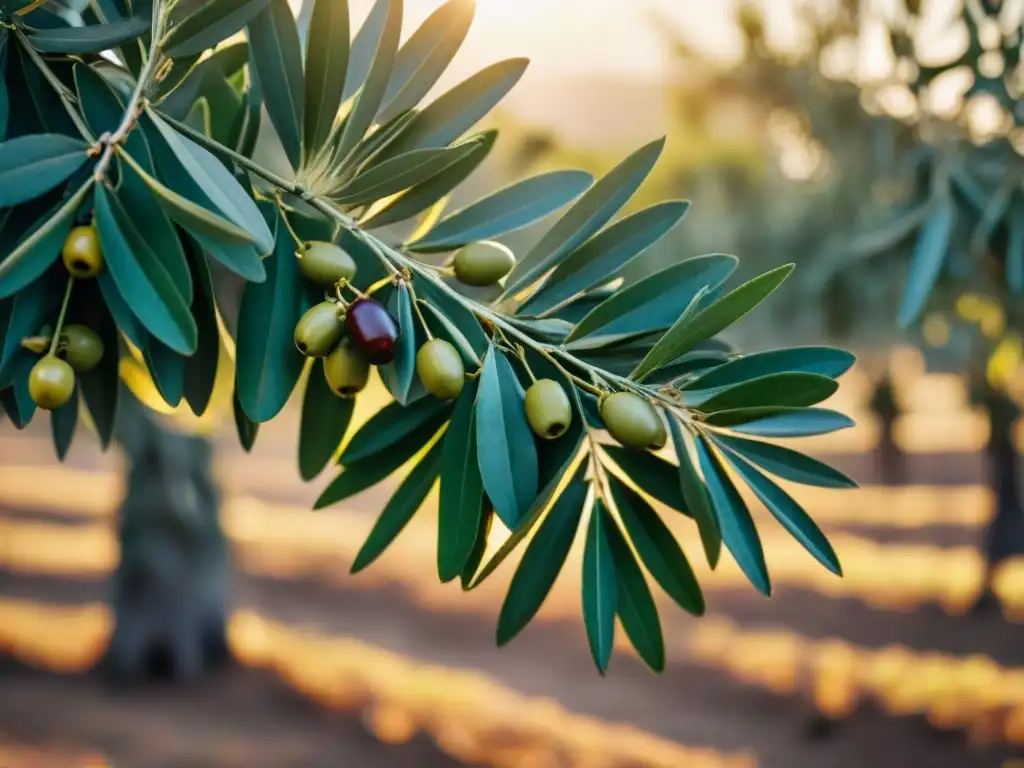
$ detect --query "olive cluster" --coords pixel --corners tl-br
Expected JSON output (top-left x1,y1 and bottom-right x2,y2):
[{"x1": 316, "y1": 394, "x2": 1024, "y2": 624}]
[
  {"x1": 27, "y1": 224, "x2": 107, "y2": 411},
  {"x1": 293, "y1": 241, "x2": 383, "y2": 398}
]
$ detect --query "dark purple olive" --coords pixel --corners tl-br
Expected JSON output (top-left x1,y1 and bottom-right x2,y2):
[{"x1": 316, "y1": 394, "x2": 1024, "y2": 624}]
[{"x1": 346, "y1": 298, "x2": 399, "y2": 365}]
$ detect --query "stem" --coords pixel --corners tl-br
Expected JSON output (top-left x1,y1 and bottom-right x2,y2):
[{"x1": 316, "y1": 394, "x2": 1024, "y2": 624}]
[
  {"x1": 156, "y1": 111, "x2": 304, "y2": 194},
  {"x1": 48, "y1": 276, "x2": 74, "y2": 357},
  {"x1": 138, "y1": 59, "x2": 681, "y2": 415},
  {"x1": 93, "y1": 0, "x2": 169, "y2": 182},
  {"x1": 406, "y1": 284, "x2": 434, "y2": 340},
  {"x1": 14, "y1": 30, "x2": 95, "y2": 142},
  {"x1": 276, "y1": 197, "x2": 307, "y2": 250}
]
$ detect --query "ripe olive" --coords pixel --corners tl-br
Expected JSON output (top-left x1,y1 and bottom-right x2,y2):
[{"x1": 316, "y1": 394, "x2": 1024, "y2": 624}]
[
  {"x1": 346, "y1": 298, "x2": 399, "y2": 365},
  {"x1": 29, "y1": 356, "x2": 75, "y2": 410},
  {"x1": 524, "y1": 378, "x2": 572, "y2": 439},
  {"x1": 62, "y1": 225, "x2": 104, "y2": 279},
  {"x1": 324, "y1": 340, "x2": 370, "y2": 398},
  {"x1": 599, "y1": 391, "x2": 665, "y2": 449},
  {"x1": 294, "y1": 301, "x2": 345, "y2": 357},
  {"x1": 56, "y1": 324, "x2": 104, "y2": 372},
  {"x1": 298, "y1": 241, "x2": 357, "y2": 286},
  {"x1": 452, "y1": 241, "x2": 515, "y2": 287},
  {"x1": 416, "y1": 339, "x2": 465, "y2": 400}
]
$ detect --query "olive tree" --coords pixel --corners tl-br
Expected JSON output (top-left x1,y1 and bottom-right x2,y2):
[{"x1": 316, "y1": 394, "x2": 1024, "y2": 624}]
[
  {"x1": 0, "y1": 0, "x2": 858, "y2": 677},
  {"x1": 657, "y1": 0, "x2": 1024, "y2": 605}
]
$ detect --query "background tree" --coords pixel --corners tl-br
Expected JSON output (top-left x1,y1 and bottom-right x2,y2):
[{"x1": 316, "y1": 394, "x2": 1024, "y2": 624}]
[
  {"x1": 0, "y1": 0, "x2": 857, "y2": 680},
  {"x1": 643, "y1": 0, "x2": 1024, "y2": 605}
]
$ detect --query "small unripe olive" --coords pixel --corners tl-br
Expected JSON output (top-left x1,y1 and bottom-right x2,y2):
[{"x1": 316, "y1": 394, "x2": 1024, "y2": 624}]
[
  {"x1": 29, "y1": 356, "x2": 75, "y2": 410},
  {"x1": 57, "y1": 324, "x2": 104, "y2": 372},
  {"x1": 600, "y1": 391, "x2": 665, "y2": 449},
  {"x1": 324, "y1": 340, "x2": 370, "y2": 397},
  {"x1": 524, "y1": 378, "x2": 572, "y2": 439},
  {"x1": 346, "y1": 298, "x2": 399, "y2": 365},
  {"x1": 298, "y1": 241, "x2": 357, "y2": 286},
  {"x1": 416, "y1": 339, "x2": 465, "y2": 400},
  {"x1": 452, "y1": 240, "x2": 515, "y2": 286},
  {"x1": 294, "y1": 301, "x2": 345, "y2": 357},
  {"x1": 62, "y1": 225, "x2": 104, "y2": 278}
]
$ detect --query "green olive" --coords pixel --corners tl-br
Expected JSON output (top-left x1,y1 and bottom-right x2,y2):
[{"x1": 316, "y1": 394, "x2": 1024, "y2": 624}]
[
  {"x1": 294, "y1": 301, "x2": 345, "y2": 357},
  {"x1": 416, "y1": 339, "x2": 465, "y2": 400},
  {"x1": 324, "y1": 340, "x2": 370, "y2": 397},
  {"x1": 62, "y1": 225, "x2": 104, "y2": 279},
  {"x1": 452, "y1": 241, "x2": 515, "y2": 287},
  {"x1": 298, "y1": 241, "x2": 357, "y2": 286},
  {"x1": 524, "y1": 378, "x2": 572, "y2": 439},
  {"x1": 57, "y1": 324, "x2": 104, "y2": 372},
  {"x1": 29, "y1": 356, "x2": 75, "y2": 410},
  {"x1": 599, "y1": 391, "x2": 665, "y2": 449}
]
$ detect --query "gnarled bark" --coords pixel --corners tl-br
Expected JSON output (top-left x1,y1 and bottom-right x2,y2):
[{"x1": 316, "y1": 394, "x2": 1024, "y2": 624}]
[{"x1": 100, "y1": 393, "x2": 231, "y2": 683}]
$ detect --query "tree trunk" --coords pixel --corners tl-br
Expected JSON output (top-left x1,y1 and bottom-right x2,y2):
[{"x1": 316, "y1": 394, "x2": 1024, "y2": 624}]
[
  {"x1": 975, "y1": 384, "x2": 1024, "y2": 611},
  {"x1": 869, "y1": 376, "x2": 904, "y2": 486},
  {"x1": 100, "y1": 392, "x2": 231, "y2": 683}
]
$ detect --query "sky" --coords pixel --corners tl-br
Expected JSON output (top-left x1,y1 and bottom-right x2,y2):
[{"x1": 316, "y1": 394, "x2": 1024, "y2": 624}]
[{"x1": 298, "y1": 0, "x2": 745, "y2": 84}]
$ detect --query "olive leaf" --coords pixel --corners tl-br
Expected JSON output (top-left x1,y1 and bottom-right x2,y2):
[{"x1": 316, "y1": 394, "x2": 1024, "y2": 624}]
[
  {"x1": 0, "y1": 134, "x2": 88, "y2": 208},
  {"x1": 409, "y1": 170, "x2": 594, "y2": 252},
  {"x1": 438, "y1": 376, "x2": 484, "y2": 582},
  {"x1": 246, "y1": 0, "x2": 304, "y2": 169},
  {"x1": 234, "y1": 206, "x2": 303, "y2": 422},
  {"x1": 351, "y1": 438, "x2": 444, "y2": 573},
  {"x1": 497, "y1": 476, "x2": 588, "y2": 645},
  {"x1": 475, "y1": 346, "x2": 539, "y2": 529},
  {"x1": 582, "y1": 499, "x2": 616, "y2": 674}
]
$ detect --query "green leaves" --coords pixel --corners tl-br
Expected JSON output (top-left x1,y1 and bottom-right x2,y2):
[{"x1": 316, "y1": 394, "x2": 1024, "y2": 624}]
[
  {"x1": 522, "y1": 200, "x2": 690, "y2": 316},
  {"x1": 0, "y1": 134, "x2": 88, "y2": 208},
  {"x1": 378, "y1": 282, "x2": 417, "y2": 405},
  {"x1": 165, "y1": 0, "x2": 270, "y2": 58},
  {"x1": 692, "y1": 372, "x2": 839, "y2": 413},
  {"x1": 247, "y1": 0, "x2": 305, "y2": 169},
  {"x1": 303, "y1": 0, "x2": 349, "y2": 152},
  {"x1": 503, "y1": 139, "x2": 664, "y2": 298},
  {"x1": 50, "y1": 385, "x2": 78, "y2": 461},
  {"x1": 475, "y1": 347, "x2": 539, "y2": 529},
  {"x1": 696, "y1": 434, "x2": 769, "y2": 596},
  {"x1": 711, "y1": 433, "x2": 858, "y2": 489},
  {"x1": 705, "y1": 407, "x2": 854, "y2": 436},
  {"x1": 299, "y1": 360, "x2": 355, "y2": 481},
  {"x1": 234, "y1": 206, "x2": 303, "y2": 422},
  {"x1": 28, "y1": 15, "x2": 150, "y2": 54},
  {"x1": 634, "y1": 264, "x2": 794, "y2": 379},
  {"x1": 0, "y1": 182, "x2": 91, "y2": 298},
  {"x1": 681, "y1": 346, "x2": 855, "y2": 390},
  {"x1": 408, "y1": 170, "x2": 593, "y2": 252},
  {"x1": 386, "y1": 58, "x2": 529, "y2": 155},
  {"x1": 94, "y1": 185, "x2": 197, "y2": 355},
  {"x1": 361, "y1": 130, "x2": 495, "y2": 230},
  {"x1": 146, "y1": 111, "x2": 274, "y2": 254},
  {"x1": 668, "y1": 418, "x2": 720, "y2": 567},
  {"x1": 334, "y1": 142, "x2": 481, "y2": 206},
  {"x1": 341, "y1": 396, "x2": 448, "y2": 464},
  {"x1": 606, "y1": 510, "x2": 665, "y2": 672},
  {"x1": 315, "y1": 417, "x2": 445, "y2": 509},
  {"x1": 899, "y1": 200, "x2": 954, "y2": 328},
  {"x1": 438, "y1": 376, "x2": 484, "y2": 582},
  {"x1": 565, "y1": 255, "x2": 738, "y2": 345},
  {"x1": 333, "y1": 0, "x2": 402, "y2": 164},
  {"x1": 721, "y1": 447, "x2": 841, "y2": 575},
  {"x1": 377, "y1": 0, "x2": 473, "y2": 124},
  {"x1": 351, "y1": 439, "x2": 443, "y2": 573},
  {"x1": 497, "y1": 477, "x2": 587, "y2": 645},
  {"x1": 608, "y1": 474, "x2": 704, "y2": 616},
  {"x1": 582, "y1": 500, "x2": 616, "y2": 674}
]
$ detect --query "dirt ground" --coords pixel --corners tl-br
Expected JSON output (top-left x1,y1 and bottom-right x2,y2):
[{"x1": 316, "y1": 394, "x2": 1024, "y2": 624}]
[{"x1": 1, "y1": 419, "x2": 1024, "y2": 768}]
